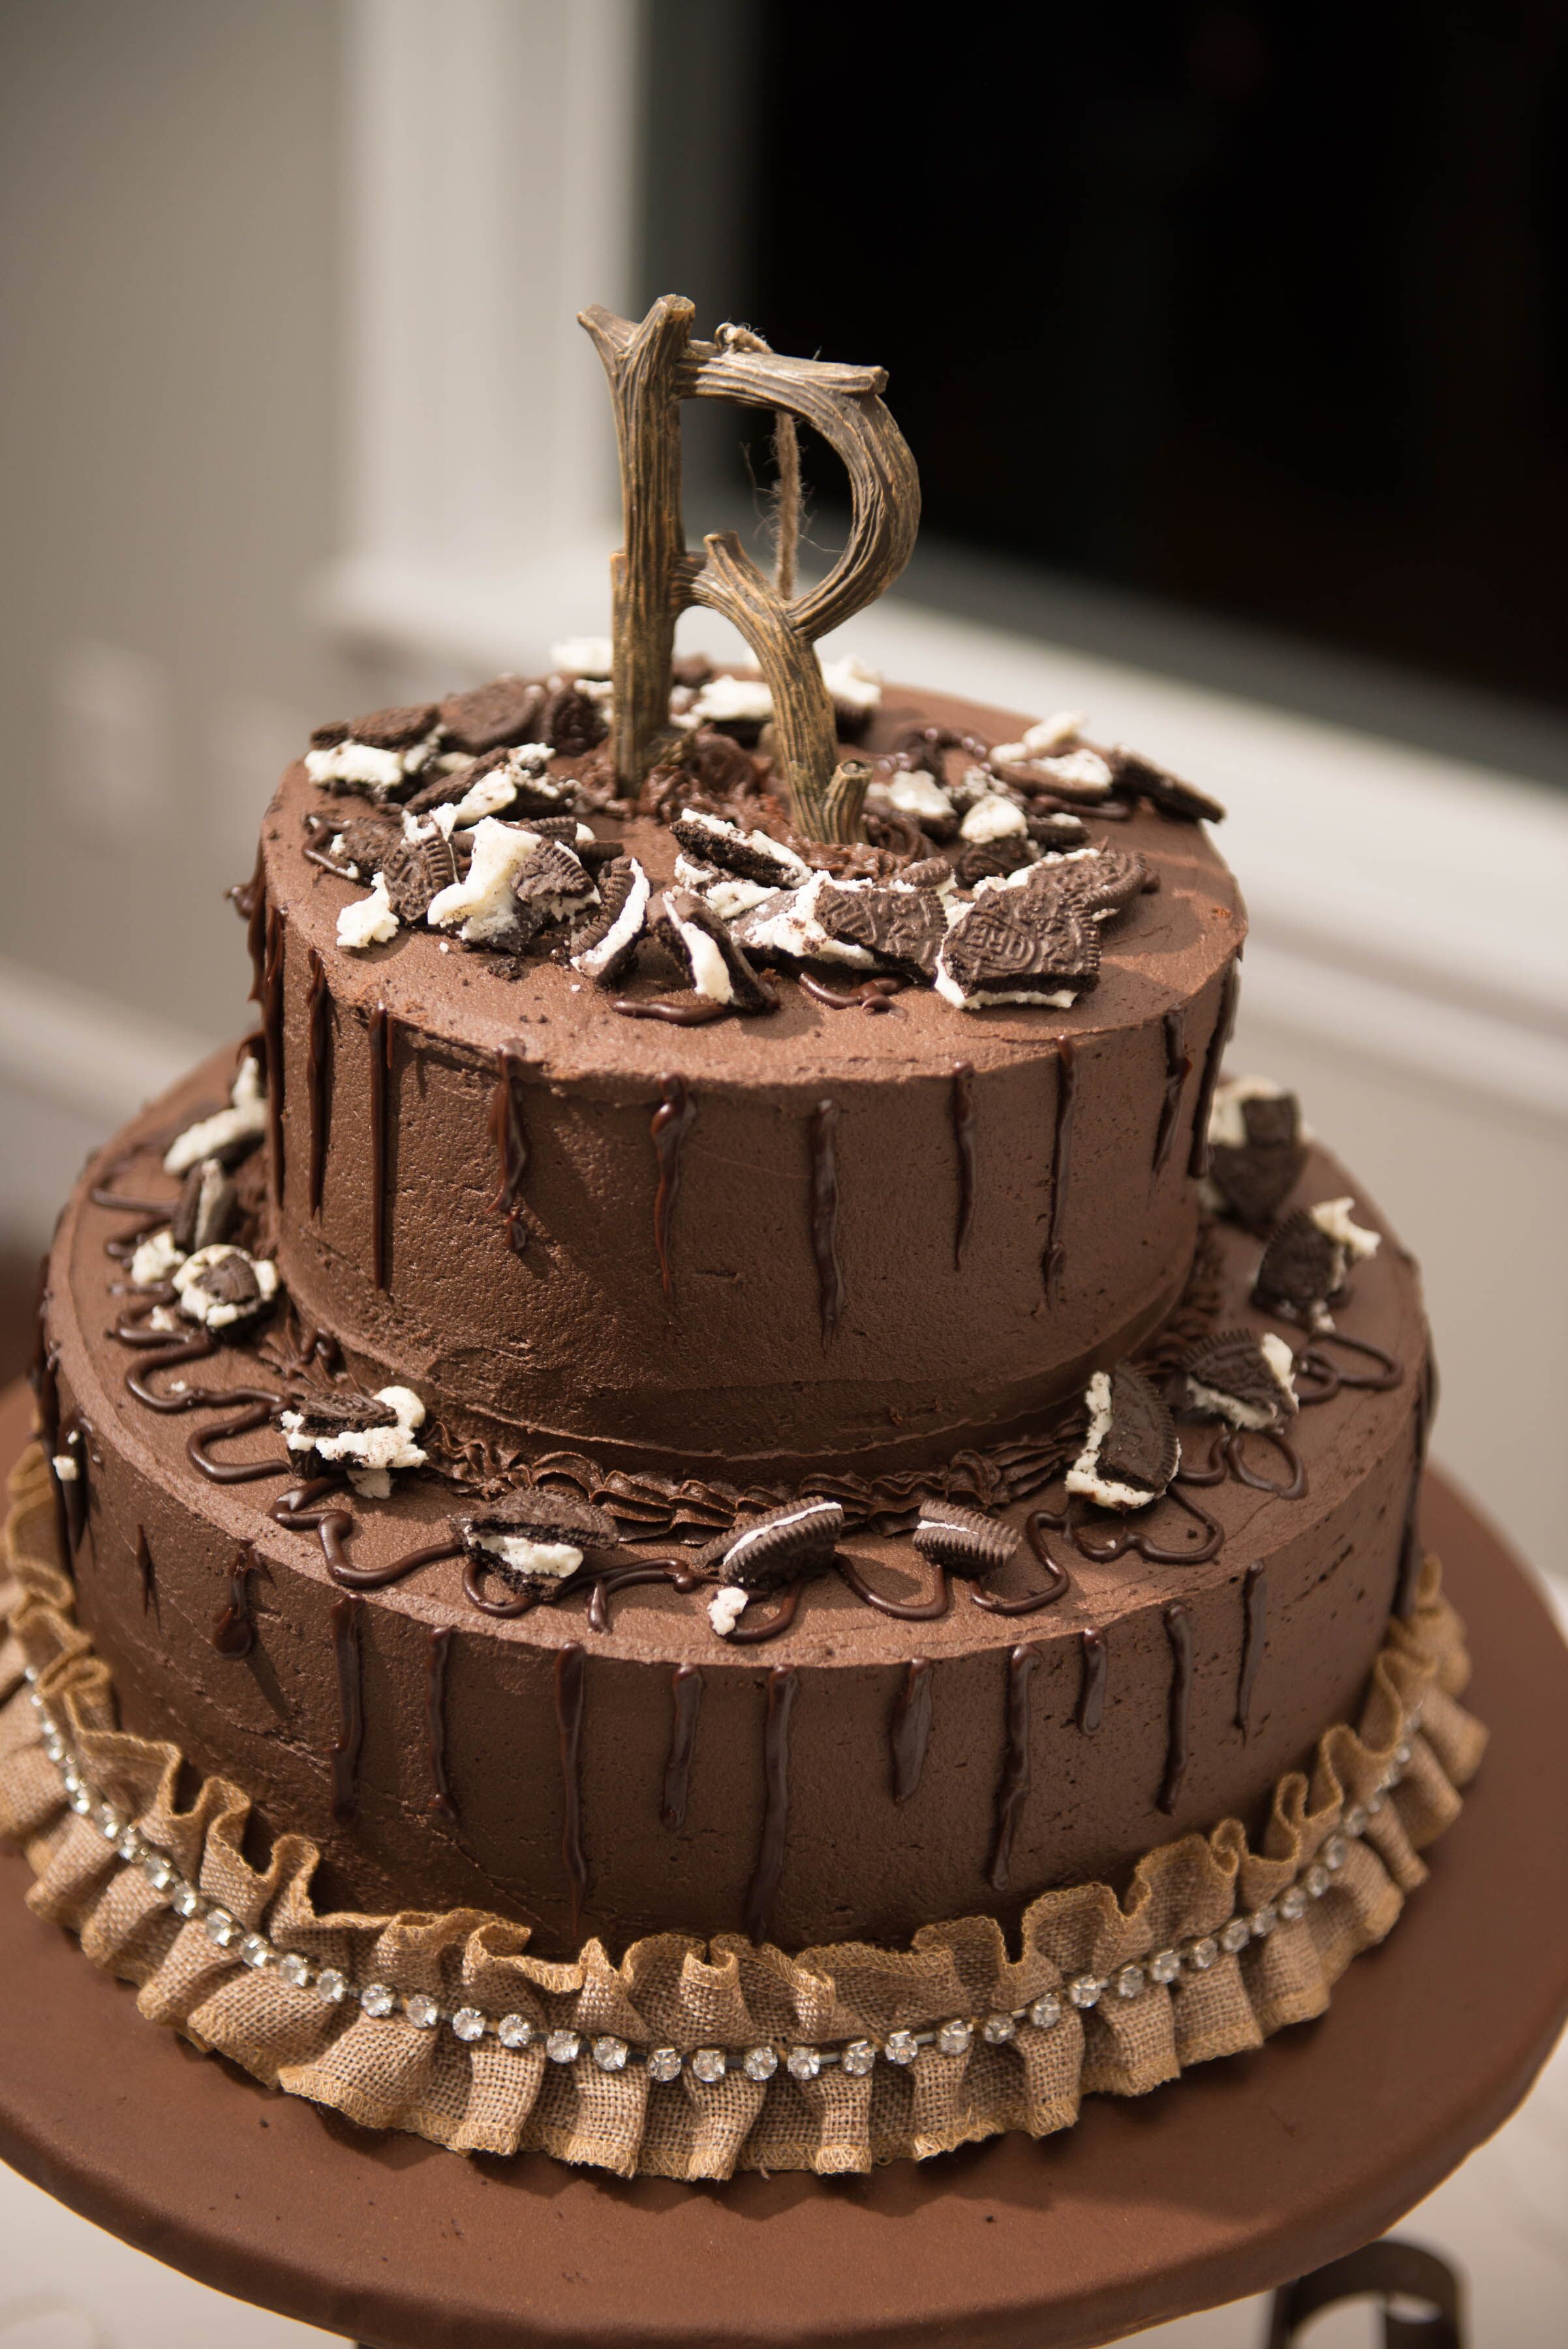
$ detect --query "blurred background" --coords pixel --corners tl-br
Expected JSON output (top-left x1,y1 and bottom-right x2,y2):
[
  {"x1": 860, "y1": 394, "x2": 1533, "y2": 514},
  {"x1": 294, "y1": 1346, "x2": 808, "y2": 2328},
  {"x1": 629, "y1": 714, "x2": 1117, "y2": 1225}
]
[{"x1": 0, "y1": 4, "x2": 1565, "y2": 2337}]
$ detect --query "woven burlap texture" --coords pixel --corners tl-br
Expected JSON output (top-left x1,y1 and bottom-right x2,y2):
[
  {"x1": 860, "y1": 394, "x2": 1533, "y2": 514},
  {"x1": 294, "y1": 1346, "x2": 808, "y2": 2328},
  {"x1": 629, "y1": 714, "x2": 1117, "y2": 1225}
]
[{"x1": 0, "y1": 1444, "x2": 1486, "y2": 2177}]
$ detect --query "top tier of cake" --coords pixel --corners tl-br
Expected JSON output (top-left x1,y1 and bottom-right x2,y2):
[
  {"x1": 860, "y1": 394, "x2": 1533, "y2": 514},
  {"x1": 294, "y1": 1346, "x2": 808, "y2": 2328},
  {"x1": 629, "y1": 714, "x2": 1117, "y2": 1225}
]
[{"x1": 252, "y1": 681, "x2": 1242, "y2": 1488}]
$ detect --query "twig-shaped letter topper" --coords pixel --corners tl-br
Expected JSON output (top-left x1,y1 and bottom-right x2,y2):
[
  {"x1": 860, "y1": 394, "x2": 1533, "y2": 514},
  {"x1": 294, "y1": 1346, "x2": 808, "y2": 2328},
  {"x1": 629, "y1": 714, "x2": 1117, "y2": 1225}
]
[{"x1": 579, "y1": 296, "x2": 920, "y2": 842}]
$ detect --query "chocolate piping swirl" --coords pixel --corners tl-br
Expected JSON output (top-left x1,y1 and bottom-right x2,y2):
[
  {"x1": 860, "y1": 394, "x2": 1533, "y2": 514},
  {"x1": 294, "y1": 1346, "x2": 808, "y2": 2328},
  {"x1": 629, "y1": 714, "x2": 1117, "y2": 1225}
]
[
  {"x1": 745, "y1": 1665, "x2": 798, "y2": 1945},
  {"x1": 425, "y1": 1626, "x2": 457, "y2": 1822},
  {"x1": 808, "y1": 1099, "x2": 845, "y2": 1344},
  {"x1": 1153, "y1": 1009, "x2": 1191, "y2": 1175},
  {"x1": 555, "y1": 1643, "x2": 589, "y2": 1941},
  {"x1": 1237, "y1": 1563, "x2": 1268, "y2": 1735},
  {"x1": 951, "y1": 1062, "x2": 977, "y2": 1268},
  {"x1": 890, "y1": 1657, "x2": 934, "y2": 1804},
  {"x1": 367, "y1": 1003, "x2": 395, "y2": 1291},
  {"x1": 488, "y1": 1047, "x2": 530, "y2": 1255},
  {"x1": 650, "y1": 1074, "x2": 696, "y2": 1306},
  {"x1": 1188, "y1": 959, "x2": 1239, "y2": 1180},
  {"x1": 305, "y1": 948, "x2": 332, "y2": 1217},
  {"x1": 1043, "y1": 1043, "x2": 1077, "y2": 1301},
  {"x1": 1159, "y1": 1602, "x2": 1194, "y2": 1813},
  {"x1": 660, "y1": 1664, "x2": 703, "y2": 1831},
  {"x1": 328, "y1": 1593, "x2": 363, "y2": 1825},
  {"x1": 988, "y1": 1642, "x2": 1039, "y2": 1894},
  {"x1": 835, "y1": 1553, "x2": 950, "y2": 1620}
]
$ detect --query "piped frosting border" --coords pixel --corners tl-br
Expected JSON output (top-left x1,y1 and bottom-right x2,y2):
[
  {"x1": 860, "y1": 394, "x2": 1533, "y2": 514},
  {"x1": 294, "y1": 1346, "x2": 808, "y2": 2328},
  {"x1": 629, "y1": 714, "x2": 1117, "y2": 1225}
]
[{"x1": 0, "y1": 1445, "x2": 1485, "y2": 2179}]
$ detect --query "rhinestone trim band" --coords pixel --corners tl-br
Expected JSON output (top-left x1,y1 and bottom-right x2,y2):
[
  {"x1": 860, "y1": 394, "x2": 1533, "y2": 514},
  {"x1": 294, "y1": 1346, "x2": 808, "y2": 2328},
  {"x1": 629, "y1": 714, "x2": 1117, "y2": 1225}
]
[{"x1": 22, "y1": 1666, "x2": 1422, "y2": 2089}]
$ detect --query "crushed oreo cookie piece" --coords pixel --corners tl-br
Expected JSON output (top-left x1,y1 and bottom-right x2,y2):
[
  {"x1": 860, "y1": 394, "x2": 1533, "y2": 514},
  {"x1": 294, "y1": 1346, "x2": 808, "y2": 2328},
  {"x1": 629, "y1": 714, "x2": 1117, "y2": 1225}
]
[
  {"x1": 1054, "y1": 844, "x2": 1154, "y2": 918},
  {"x1": 912, "y1": 1501, "x2": 1021, "y2": 1579},
  {"x1": 570, "y1": 855, "x2": 650, "y2": 986},
  {"x1": 899, "y1": 857, "x2": 957, "y2": 893},
  {"x1": 699, "y1": 1497, "x2": 844, "y2": 1591},
  {"x1": 955, "y1": 835, "x2": 1036, "y2": 888},
  {"x1": 164, "y1": 1056, "x2": 268, "y2": 1174},
  {"x1": 867, "y1": 767, "x2": 959, "y2": 837},
  {"x1": 1107, "y1": 745, "x2": 1226, "y2": 824},
  {"x1": 1252, "y1": 1208, "x2": 1350, "y2": 1331},
  {"x1": 380, "y1": 829, "x2": 459, "y2": 923},
  {"x1": 129, "y1": 1226, "x2": 185, "y2": 1288},
  {"x1": 820, "y1": 652, "x2": 882, "y2": 739},
  {"x1": 543, "y1": 683, "x2": 606, "y2": 756},
  {"x1": 688, "y1": 673, "x2": 773, "y2": 742},
  {"x1": 408, "y1": 744, "x2": 571, "y2": 827},
  {"x1": 451, "y1": 1487, "x2": 618, "y2": 1590},
  {"x1": 812, "y1": 878, "x2": 950, "y2": 980},
  {"x1": 170, "y1": 1157, "x2": 238, "y2": 1255},
  {"x1": 321, "y1": 813, "x2": 399, "y2": 879},
  {"x1": 310, "y1": 720, "x2": 350, "y2": 751},
  {"x1": 1027, "y1": 810, "x2": 1090, "y2": 850},
  {"x1": 732, "y1": 870, "x2": 879, "y2": 970},
  {"x1": 512, "y1": 838, "x2": 596, "y2": 934},
  {"x1": 279, "y1": 1383, "x2": 426, "y2": 1496},
  {"x1": 172, "y1": 1244, "x2": 279, "y2": 1331},
  {"x1": 1183, "y1": 1328, "x2": 1299, "y2": 1428},
  {"x1": 936, "y1": 881, "x2": 1100, "y2": 1010},
  {"x1": 426, "y1": 817, "x2": 573, "y2": 946},
  {"x1": 656, "y1": 889, "x2": 775, "y2": 1013},
  {"x1": 671, "y1": 808, "x2": 810, "y2": 891},
  {"x1": 1206, "y1": 1077, "x2": 1308, "y2": 1230},
  {"x1": 337, "y1": 874, "x2": 399, "y2": 951},
  {"x1": 992, "y1": 747, "x2": 1114, "y2": 803},
  {"x1": 1067, "y1": 1363, "x2": 1180, "y2": 1511},
  {"x1": 438, "y1": 677, "x2": 546, "y2": 756},
  {"x1": 350, "y1": 703, "x2": 440, "y2": 752}
]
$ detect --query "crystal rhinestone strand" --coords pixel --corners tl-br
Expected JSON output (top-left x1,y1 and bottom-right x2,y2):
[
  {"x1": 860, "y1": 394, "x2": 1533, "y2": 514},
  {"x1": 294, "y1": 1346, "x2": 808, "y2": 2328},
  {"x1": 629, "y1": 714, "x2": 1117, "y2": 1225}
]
[{"x1": 21, "y1": 1677, "x2": 1419, "y2": 2090}]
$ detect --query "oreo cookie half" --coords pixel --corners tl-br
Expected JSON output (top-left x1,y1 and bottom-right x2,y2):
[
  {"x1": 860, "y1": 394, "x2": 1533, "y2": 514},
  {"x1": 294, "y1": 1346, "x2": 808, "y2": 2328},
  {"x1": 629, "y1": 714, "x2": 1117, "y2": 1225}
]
[
  {"x1": 699, "y1": 1497, "x2": 845, "y2": 1592},
  {"x1": 935, "y1": 881, "x2": 1101, "y2": 1010},
  {"x1": 912, "y1": 1501, "x2": 1020, "y2": 1579},
  {"x1": 570, "y1": 855, "x2": 651, "y2": 987},
  {"x1": 656, "y1": 889, "x2": 775, "y2": 1013},
  {"x1": 1183, "y1": 1328, "x2": 1299, "y2": 1428},
  {"x1": 450, "y1": 1488, "x2": 619, "y2": 1592},
  {"x1": 1067, "y1": 1362, "x2": 1180, "y2": 1511},
  {"x1": 671, "y1": 808, "x2": 811, "y2": 891},
  {"x1": 1106, "y1": 745, "x2": 1227, "y2": 824},
  {"x1": 438, "y1": 677, "x2": 547, "y2": 756},
  {"x1": 1206, "y1": 1077, "x2": 1307, "y2": 1231}
]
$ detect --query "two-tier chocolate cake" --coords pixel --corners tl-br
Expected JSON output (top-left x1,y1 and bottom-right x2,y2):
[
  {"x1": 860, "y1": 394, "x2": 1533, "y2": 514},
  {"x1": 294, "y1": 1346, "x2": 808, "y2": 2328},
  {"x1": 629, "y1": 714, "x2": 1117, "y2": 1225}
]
[{"x1": 1, "y1": 298, "x2": 1483, "y2": 2178}]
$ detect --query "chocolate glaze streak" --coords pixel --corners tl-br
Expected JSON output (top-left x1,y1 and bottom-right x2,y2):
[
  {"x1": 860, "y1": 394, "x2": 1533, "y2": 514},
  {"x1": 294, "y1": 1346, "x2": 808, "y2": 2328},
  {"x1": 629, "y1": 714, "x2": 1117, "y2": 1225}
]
[
  {"x1": 1188, "y1": 959, "x2": 1239, "y2": 1180},
  {"x1": 555, "y1": 1644, "x2": 589, "y2": 1941},
  {"x1": 1393, "y1": 1351, "x2": 1433, "y2": 1620},
  {"x1": 745, "y1": 1665, "x2": 799, "y2": 1945},
  {"x1": 305, "y1": 949, "x2": 332, "y2": 1217},
  {"x1": 367, "y1": 1003, "x2": 395, "y2": 1291},
  {"x1": 135, "y1": 1525, "x2": 158, "y2": 1616},
  {"x1": 951, "y1": 1062, "x2": 977, "y2": 1268},
  {"x1": 808, "y1": 1099, "x2": 844, "y2": 1344},
  {"x1": 650, "y1": 1073, "x2": 696, "y2": 1306},
  {"x1": 1237, "y1": 1563, "x2": 1268, "y2": 1735},
  {"x1": 243, "y1": 850, "x2": 268, "y2": 1011},
  {"x1": 262, "y1": 906, "x2": 286, "y2": 1203},
  {"x1": 1043, "y1": 1043, "x2": 1077, "y2": 1302},
  {"x1": 329, "y1": 1593, "x2": 363, "y2": 1825},
  {"x1": 425, "y1": 1627, "x2": 458, "y2": 1822},
  {"x1": 989, "y1": 1643, "x2": 1039, "y2": 1894},
  {"x1": 890, "y1": 1657, "x2": 934, "y2": 1804},
  {"x1": 835, "y1": 1554, "x2": 950, "y2": 1620},
  {"x1": 487, "y1": 1048, "x2": 530, "y2": 1255},
  {"x1": 969, "y1": 1511, "x2": 1072, "y2": 1615},
  {"x1": 1077, "y1": 1629, "x2": 1107, "y2": 1735},
  {"x1": 1152, "y1": 1010, "x2": 1191, "y2": 1175},
  {"x1": 660, "y1": 1664, "x2": 703, "y2": 1831},
  {"x1": 55, "y1": 1413, "x2": 89, "y2": 1552},
  {"x1": 212, "y1": 1543, "x2": 266, "y2": 1657},
  {"x1": 1159, "y1": 1603, "x2": 1194, "y2": 1813}
]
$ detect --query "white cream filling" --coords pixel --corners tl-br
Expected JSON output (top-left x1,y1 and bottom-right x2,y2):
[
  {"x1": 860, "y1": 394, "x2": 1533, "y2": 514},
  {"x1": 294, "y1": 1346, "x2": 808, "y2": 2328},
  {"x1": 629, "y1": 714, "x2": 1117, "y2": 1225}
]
[
  {"x1": 52, "y1": 1452, "x2": 79, "y2": 1482},
  {"x1": 819, "y1": 651, "x2": 882, "y2": 715},
  {"x1": 991, "y1": 713, "x2": 1087, "y2": 763},
  {"x1": 172, "y1": 1246, "x2": 279, "y2": 1330},
  {"x1": 878, "y1": 771, "x2": 955, "y2": 826},
  {"x1": 936, "y1": 973, "x2": 1078, "y2": 1012},
  {"x1": 305, "y1": 730, "x2": 441, "y2": 793},
  {"x1": 476, "y1": 1533, "x2": 584, "y2": 1581},
  {"x1": 1187, "y1": 1335, "x2": 1299, "y2": 1429},
  {"x1": 130, "y1": 1227, "x2": 185, "y2": 1287},
  {"x1": 708, "y1": 1585, "x2": 750, "y2": 1638},
  {"x1": 425, "y1": 816, "x2": 544, "y2": 943},
  {"x1": 677, "y1": 808, "x2": 810, "y2": 887},
  {"x1": 1065, "y1": 1370, "x2": 1175, "y2": 1511},
  {"x1": 676, "y1": 919, "x2": 735, "y2": 1004},
  {"x1": 959, "y1": 793, "x2": 1028, "y2": 844},
  {"x1": 279, "y1": 1384, "x2": 426, "y2": 1499},
  {"x1": 723, "y1": 1500, "x2": 833, "y2": 1577},
  {"x1": 741, "y1": 870, "x2": 876, "y2": 968},
  {"x1": 690, "y1": 673, "x2": 773, "y2": 727},
  {"x1": 573, "y1": 857, "x2": 651, "y2": 979},
  {"x1": 337, "y1": 873, "x2": 399, "y2": 951},
  {"x1": 549, "y1": 636, "x2": 613, "y2": 677},
  {"x1": 1310, "y1": 1196, "x2": 1380, "y2": 1264},
  {"x1": 1208, "y1": 1074, "x2": 1288, "y2": 1152},
  {"x1": 163, "y1": 1058, "x2": 267, "y2": 1176}
]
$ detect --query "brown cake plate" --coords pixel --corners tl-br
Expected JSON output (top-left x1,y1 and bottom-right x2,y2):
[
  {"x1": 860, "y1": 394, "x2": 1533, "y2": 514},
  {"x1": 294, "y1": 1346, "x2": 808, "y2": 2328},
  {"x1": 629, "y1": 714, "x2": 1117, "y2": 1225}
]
[{"x1": 1, "y1": 1375, "x2": 1565, "y2": 2349}]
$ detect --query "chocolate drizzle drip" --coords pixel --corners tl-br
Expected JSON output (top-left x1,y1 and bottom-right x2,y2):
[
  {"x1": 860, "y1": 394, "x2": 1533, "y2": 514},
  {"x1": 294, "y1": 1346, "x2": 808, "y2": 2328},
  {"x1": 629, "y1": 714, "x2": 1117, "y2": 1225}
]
[
  {"x1": 951, "y1": 1062, "x2": 976, "y2": 1268},
  {"x1": 745, "y1": 1665, "x2": 798, "y2": 1944},
  {"x1": 135, "y1": 1525, "x2": 157, "y2": 1615},
  {"x1": 211, "y1": 1542, "x2": 264, "y2": 1657},
  {"x1": 262, "y1": 906, "x2": 286, "y2": 1202},
  {"x1": 660, "y1": 1663, "x2": 703, "y2": 1831},
  {"x1": 329, "y1": 1593, "x2": 363, "y2": 1825},
  {"x1": 1394, "y1": 1351, "x2": 1434, "y2": 1619},
  {"x1": 890, "y1": 1657, "x2": 934, "y2": 1804},
  {"x1": 1188, "y1": 959, "x2": 1239, "y2": 1180},
  {"x1": 425, "y1": 1627, "x2": 457, "y2": 1822},
  {"x1": 650, "y1": 1073, "x2": 696, "y2": 1305},
  {"x1": 808, "y1": 1098, "x2": 844, "y2": 1343},
  {"x1": 555, "y1": 1643, "x2": 589, "y2": 1940},
  {"x1": 243, "y1": 852, "x2": 268, "y2": 1011},
  {"x1": 488, "y1": 1046, "x2": 530, "y2": 1255},
  {"x1": 1159, "y1": 1602, "x2": 1193, "y2": 1813},
  {"x1": 367, "y1": 1002, "x2": 395, "y2": 1289},
  {"x1": 1237, "y1": 1563, "x2": 1268, "y2": 1734},
  {"x1": 1153, "y1": 1009, "x2": 1191, "y2": 1174},
  {"x1": 989, "y1": 1642, "x2": 1039, "y2": 1893},
  {"x1": 1077, "y1": 1629, "x2": 1107, "y2": 1734},
  {"x1": 1043, "y1": 1043, "x2": 1077, "y2": 1300},
  {"x1": 55, "y1": 1413, "x2": 89, "y2": 1552},
  {"x1": 305, "y1": 948, "x2": 332, "y2": 1216}
]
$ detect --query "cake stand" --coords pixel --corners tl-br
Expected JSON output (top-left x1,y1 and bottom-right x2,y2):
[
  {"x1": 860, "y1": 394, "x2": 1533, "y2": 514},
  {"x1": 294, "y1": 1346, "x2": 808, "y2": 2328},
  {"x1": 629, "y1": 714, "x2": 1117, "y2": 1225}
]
[{"x1": 1, "y1": 1380, "x2": 1565, "y2": 2349}]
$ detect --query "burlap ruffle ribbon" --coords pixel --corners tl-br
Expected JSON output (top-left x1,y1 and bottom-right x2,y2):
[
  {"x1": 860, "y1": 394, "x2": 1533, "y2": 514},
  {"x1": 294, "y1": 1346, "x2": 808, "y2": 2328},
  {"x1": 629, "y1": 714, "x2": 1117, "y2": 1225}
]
[{"x1": 0, "y1": 1444, "x2": 1485, "y2": 2177}]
